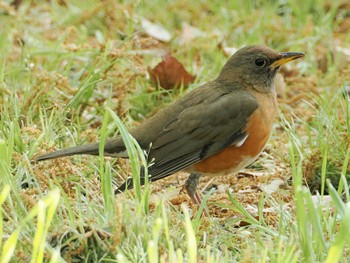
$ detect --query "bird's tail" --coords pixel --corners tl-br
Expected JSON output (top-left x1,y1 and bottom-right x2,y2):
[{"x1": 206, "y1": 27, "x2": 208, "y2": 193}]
[
  {"x1": 115, "y1": 166, "x2": 148, "y2": 194},
  {"x1": 34, "y1": 143, "x2": 100, "y2": 162}
]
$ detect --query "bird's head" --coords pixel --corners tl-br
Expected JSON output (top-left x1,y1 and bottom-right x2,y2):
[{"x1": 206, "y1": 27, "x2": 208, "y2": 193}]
[{"x1": 217, "y1": 45, "x2": 304, "y2": 93}]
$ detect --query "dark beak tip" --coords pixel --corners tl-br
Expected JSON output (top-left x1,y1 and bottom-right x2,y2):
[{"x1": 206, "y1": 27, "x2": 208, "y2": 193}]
[
  {"x1": 282, "y1": 52, "x2": 305, "y2": 59},
  {"x1": 295, "y1": 52, "x2": 305, "y2": 58}
]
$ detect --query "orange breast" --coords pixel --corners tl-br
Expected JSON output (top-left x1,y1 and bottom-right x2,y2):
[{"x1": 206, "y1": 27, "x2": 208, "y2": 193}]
[{"x1": 192, "y1": 92, "x2": 277, "y2": 175}]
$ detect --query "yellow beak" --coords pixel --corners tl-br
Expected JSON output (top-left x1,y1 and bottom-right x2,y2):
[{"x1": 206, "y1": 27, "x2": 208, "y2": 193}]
[{"x1": 270, "y1": 52, "x2": 305, "y2": 70}]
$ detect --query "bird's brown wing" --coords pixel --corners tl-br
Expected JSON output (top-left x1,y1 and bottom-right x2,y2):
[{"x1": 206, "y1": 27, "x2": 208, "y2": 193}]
[{"x1": 146, "y1": 91, "x2": 258, "y2": 181}]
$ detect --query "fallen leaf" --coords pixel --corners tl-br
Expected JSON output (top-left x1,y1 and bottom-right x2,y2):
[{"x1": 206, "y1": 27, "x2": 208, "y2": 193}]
[
  {"x1": 148, "y1": 55, "x2": 196, "y2": 90},
  {"x1": 258, "y1": 178, "x2": 284, "y2": 194},
  {"x1": 223, "y1": 47, "x2": 238, "y2": 56},
  {"x1": 217, "y1": 42, "x2": 238, "y2": 57},
  {"x1": 141, "y1": 19, "x2": 171, "y2": 42},
  {"x1": 311, "y1": 195, "x2": 333, "y2": 209},
  {"x1": 179, "y1": 22, "x2": 205, "y2": 45}
]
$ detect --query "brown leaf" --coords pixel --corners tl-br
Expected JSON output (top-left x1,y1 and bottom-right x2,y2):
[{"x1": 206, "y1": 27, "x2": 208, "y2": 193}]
[{"x1": 148, "y1": 55, "x2": 196, "y2": 90}]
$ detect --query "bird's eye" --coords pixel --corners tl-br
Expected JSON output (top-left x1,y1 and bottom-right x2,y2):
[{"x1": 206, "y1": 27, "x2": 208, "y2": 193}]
[{"x1": 255, "y1": 58, "x2": 266, "y2": 67}]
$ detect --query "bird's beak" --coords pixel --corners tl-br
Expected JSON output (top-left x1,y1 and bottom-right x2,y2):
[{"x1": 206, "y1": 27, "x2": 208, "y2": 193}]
[{"x1": 270, "y1": 52, "x2": 305, "y2": 70}]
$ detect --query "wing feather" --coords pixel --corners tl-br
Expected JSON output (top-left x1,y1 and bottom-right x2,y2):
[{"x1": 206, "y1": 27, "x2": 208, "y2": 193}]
[{"x1": 147, "y1": 91, "x2": 258, "y2": 181}]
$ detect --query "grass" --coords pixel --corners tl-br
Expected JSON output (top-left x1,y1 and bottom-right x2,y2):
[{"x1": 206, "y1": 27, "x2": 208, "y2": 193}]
[{"x1": 1, "y1": 0, "x2": 350, "y2": 262}]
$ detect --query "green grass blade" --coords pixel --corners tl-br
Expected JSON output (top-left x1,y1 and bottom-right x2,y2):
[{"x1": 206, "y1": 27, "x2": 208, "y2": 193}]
[
  {"x1": 182, "y1": 204, "x2": 197, "y2": 263},
  {"x1": 99, "y1": 109, "x2": 115, "y2": 218},
  {"x1": 106, "y1": 107, "x2": 150, "y2": 209},
  {"x1": 0, "y1": 229, "x2": 20, "y2": 263},
  {"x1": 0, "y1": 185, "x2": 11, "y2": 259}
]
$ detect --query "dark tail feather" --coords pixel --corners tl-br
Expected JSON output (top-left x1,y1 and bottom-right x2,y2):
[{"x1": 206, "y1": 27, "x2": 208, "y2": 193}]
[
  {"x1": 34, "y1": 143, "x2": 100, "y2": 162},
  {"x1": 115, "y1": 166, "x2": 148, "y2": 194}
]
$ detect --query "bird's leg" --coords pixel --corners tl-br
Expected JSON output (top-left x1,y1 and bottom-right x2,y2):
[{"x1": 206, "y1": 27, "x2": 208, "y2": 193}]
[{"x1": 184, "y1": 172, "x2": 202, "y2": 205}]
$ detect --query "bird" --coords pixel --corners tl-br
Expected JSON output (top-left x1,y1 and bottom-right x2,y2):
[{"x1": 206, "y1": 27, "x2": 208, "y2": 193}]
[{"x1": 35, "y1": 45, "x2": 304, "y2": 204}]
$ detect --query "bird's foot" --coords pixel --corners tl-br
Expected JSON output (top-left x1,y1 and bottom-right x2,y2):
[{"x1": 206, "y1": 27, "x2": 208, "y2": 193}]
[{"x1": 181, "y1": 172, "x2": 209, "y2": 216}]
